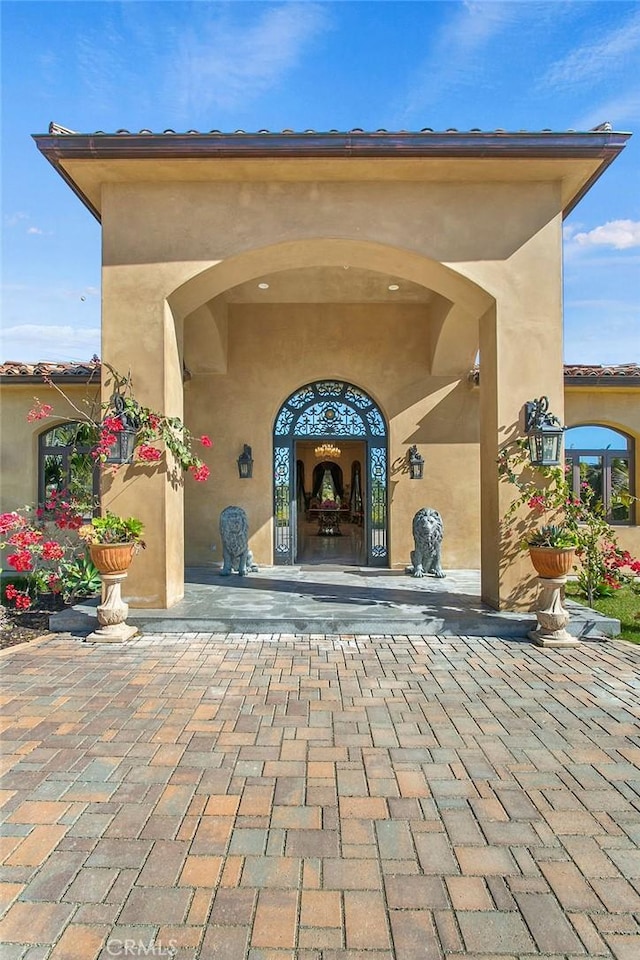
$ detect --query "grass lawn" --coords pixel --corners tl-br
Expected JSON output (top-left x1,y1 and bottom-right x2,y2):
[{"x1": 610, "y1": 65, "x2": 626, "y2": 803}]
[{"x1": 566, "y1": 583, "x2": 640, "y2": 644}]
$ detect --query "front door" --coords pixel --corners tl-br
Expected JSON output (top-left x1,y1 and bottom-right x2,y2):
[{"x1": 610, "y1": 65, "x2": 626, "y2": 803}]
[{"x1": 273, "y1": 380, "x2": 388, "y2": 566}]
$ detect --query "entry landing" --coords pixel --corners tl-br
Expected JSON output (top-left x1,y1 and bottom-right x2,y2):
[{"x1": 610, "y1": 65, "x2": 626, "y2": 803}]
[{"x1": 51, "y1": 566, "x2": 618, "y2": 639}]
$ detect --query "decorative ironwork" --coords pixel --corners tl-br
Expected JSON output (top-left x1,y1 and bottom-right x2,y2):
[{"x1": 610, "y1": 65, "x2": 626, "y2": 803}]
[
  {"x1": 287, "y1": 386, "x2": 315, "y2": 408},
  {"x1": 274, "y1": 408, "x2": 294, "y2": 435},
  {"x1": 274, "y1": 446, "x2": 291, "y2": 556},
  {"x1": 296, "y1": 402, "x2": 367, "y2": 438},
  {"x1": 345, "y1": 386, "x2": 372, "y2": 409},
  {"x1": 317, "y1": 381, "x2": 344, "y2": 396},
  {"x1": 370, "y1": 446, "x2": 388, "y2": 559},
  {"x1": 366, "y1": 408, "x2": 386, "y2": 436},
  {"x1": 273, "y1": 381, "x2": 388, "y2": 565}
]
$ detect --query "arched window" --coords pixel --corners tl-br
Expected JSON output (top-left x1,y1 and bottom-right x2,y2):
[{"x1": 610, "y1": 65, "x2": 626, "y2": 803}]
[
  {"x1": 38, "y1": 422, "x2": 99, "y2": 514},
  {"x1": 565, "y1": 425, "x2": 634, "y2": 524}
]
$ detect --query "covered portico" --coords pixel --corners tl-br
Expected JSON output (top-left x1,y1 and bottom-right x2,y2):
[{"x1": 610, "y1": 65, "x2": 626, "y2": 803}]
[{"x1": 34, "y1": 126, "x2": 629, "y2": 611}]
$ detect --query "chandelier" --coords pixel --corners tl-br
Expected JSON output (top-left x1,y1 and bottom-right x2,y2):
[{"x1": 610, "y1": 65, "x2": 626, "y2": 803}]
[{"x1": 315, "y1": 443, "x2": 341, "y2": 460}]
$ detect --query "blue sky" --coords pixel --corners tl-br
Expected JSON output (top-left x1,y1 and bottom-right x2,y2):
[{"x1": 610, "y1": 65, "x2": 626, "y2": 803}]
[{"x1": 2, "y1": 0, "x2": 639, "y2": 364}]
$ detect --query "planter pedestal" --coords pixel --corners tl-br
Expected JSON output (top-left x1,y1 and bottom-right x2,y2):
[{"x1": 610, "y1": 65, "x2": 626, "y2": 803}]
[
  {"x1": 87, "y1": 572, "x2": 138, "y2": 643},
  {"x1": 528, "y1": 576, "x2": 578, "y2": 648}
]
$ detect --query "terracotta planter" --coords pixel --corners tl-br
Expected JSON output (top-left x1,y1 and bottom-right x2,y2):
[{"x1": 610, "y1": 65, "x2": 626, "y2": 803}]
[
  {"x1": 89, "y1": 542, "x2": 135, "y2": 575},
  {"x1": 528, "y1": 546, "x2": 576, "y2": 579}
]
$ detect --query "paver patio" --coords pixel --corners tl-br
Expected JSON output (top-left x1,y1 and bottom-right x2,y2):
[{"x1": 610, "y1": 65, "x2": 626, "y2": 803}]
[{"x1": 1, "y1": 631, "x2": 639, "y2": 959}]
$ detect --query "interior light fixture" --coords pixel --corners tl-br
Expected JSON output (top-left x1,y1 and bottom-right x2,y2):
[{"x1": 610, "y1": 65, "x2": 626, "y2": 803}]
[
  {"x1": 314, "y1": 443, "x2": 341, "y2": 460},
  {"x1": 257, "y1": 282, "x2": 270, "y2": 289},
  {"x1": 388, "y1": 283, "x2": 400, "y2": 291}
]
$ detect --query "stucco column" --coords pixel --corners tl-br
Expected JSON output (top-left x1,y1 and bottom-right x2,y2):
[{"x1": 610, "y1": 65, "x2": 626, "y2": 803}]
[
  {"x1": 478, "y1": 218, "x2": 565, "y2": 611},
  {"x1": 101, "y1": 270, "x2": 184, "y2": 609}
]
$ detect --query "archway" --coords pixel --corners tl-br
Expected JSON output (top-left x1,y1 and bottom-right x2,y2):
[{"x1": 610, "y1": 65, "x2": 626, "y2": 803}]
[{"x1": 274, "y1": 380, "x2": 388, "y2": 566}]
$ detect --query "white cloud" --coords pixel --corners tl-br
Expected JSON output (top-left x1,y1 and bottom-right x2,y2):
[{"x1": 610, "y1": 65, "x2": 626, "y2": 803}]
[
  {"x1": 27, "y1": 226, "x2": 44, "y2": 235},
  {"x1": 573, "y1": 220, "x2": 640, "y2": 251},
  {"x1": 400, "y1": 1, "x2": 520, "y2": 117},
  {"x1": 4, "y1": 212, "x2": 29, "y2": 228},
  {"x1": 571, "y1": 92, "x2": 640, "y2": 132},
  {"x1": 0, "y1": 325, "x2": 100, "y2": 363},
  {"x1": 541, "y1": 8, "x2": 640, "y2": 91},
  {"x1": 171, "y1": 3, "x2": 330, "y2": 116}
]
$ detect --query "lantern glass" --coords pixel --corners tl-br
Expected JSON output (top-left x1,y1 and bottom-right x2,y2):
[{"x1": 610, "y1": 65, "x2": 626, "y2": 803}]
[
  {"x1": 104, "y1": 425, "x2": 137, "y2": 464},
  {"x1": 407, "y1": 445, "x2": 424, "y2": 480},
  {"x1": 524, "y1": 396, "x2": 564, "y2": 467},
  {"x1": 527, "y1": 427, "x2": 562, "y2": 467},
  {"x1": 237, "y1": 445, "x2": 254, "y2": 479}
]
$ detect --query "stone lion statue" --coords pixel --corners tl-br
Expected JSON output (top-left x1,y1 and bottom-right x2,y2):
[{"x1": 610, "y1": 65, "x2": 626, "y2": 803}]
[
  {"x1": 219, "y1": 506, "x2": 258, "y2": 576},
  {"x1": 409, "y1": 507, "x2": 445, "y2": 578}
]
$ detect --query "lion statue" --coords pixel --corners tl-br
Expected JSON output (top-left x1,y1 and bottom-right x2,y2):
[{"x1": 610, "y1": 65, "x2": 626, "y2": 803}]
[
  {"x1": 409, "y1": 507, "x2": 445, "y2": 578},
  {"x1": 219, "y1": 506, "x2": 258, "y2": 576}
]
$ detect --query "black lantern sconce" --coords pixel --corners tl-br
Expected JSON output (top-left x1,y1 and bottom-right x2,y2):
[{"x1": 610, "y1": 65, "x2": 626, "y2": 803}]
[
  {"x1": 104, "y1": 389, "x2": 140, "y2": 465},
  {"x1": 524, "y1": 396, "x2": 565, "y2": 467},
  {"x1": 237, "y1": 444, "x2": 254, "y2": 479},
  {"x1": 407, "y1": 445, "x2": 425, "y2": 480}
]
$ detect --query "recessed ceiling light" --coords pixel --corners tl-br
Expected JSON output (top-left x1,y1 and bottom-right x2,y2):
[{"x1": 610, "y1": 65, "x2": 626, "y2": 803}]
[
  {"x1": 388, "y1": 284, "x2": 400, "y2": 291},
  {"x1": 258, "y1": 282, "x2": 270, "y2": 289}
]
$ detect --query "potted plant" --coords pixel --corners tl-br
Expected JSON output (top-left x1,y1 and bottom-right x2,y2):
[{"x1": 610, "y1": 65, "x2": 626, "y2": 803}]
[
  {"x1": 78, "y1": 512, "x2": 145, "y2": 574},
  {"x1": 527, "y1": 523, "x2": 578, "y2": 578}
]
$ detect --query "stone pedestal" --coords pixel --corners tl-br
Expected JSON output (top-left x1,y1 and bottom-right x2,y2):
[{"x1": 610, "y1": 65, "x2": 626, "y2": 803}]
[
  {"x1": 87, "y1": 572, "x2": 138, "y2": 643},
  {"x1": 528, "y1": 576, "x2": 578, "y2": 647}
]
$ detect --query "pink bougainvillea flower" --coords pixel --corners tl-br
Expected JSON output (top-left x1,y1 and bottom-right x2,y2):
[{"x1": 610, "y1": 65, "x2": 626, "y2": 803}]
[
  {"x1": 7, "y1": 550, "x2": 33, "y2": 573},
  {"x1": 42, "y1": 540, "x2": 65, "y2": 561},
  {"x1": 101, "y1": 416, "x2": 124, "y2": 433},
  {"x1": 26, "y1": 401, "x2": 53, "y2": 422},
  {"x1": 190, "y1": 463, "x2": 210, "y2": 482},
  {"x1": 8, "y1": 530, "x2": 43, "y2": 548},
  {"x1": 200, "y1": 435, "x2": 213, "y2": 447},
  {"x1": 0, "y1": 512, "x2": 26, "y2": 534},
  {"x1": 137, "y1": 444, "x2": 162, "y2": 462}
]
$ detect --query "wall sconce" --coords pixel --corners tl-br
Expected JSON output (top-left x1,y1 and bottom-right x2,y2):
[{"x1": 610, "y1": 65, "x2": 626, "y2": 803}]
[
  {"x1": 524, "y1": 396, "x2": 564, "y2": 466},
  {"x1": 103, "y1": 390, "x2": 140, "y2": 465},
  {"x1": 407, "y1": 445, "x2": 424, "y2": 480},
  {"x1": 237, "y1": 444, "x2": 254, "y2": 479}
]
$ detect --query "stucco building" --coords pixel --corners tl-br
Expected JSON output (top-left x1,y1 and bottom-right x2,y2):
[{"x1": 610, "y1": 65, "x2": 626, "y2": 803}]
[{"x1": 4, "y1": 124, "x2": 635, "y2": 610}]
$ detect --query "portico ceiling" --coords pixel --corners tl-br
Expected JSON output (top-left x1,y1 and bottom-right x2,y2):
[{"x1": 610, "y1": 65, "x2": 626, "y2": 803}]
[{"x1": 222, "y1": 266, "x2": 436, "y2": 304}]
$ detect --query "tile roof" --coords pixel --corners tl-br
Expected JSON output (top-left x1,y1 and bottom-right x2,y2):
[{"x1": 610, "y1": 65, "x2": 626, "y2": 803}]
[
  {"x1": 3, "y1": 359, "x2": 637, "y2": 384},
  {"x1": 0, "y1": 359, "x2": 101, "y2": 381},
  {"x1": 466, "y1": 364, "x2": 639, "y2": 386},
  {"x1": 48, "y1": 123, "x2": 616, "y2": 136},
  {"x1": 563, "y1": 363, "x2": 640, "y2": 378}
]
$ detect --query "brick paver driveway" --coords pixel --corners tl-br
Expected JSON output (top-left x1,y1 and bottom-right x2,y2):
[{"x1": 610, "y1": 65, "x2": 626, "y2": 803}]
[{"x1": 1, "y1": 632, "x2": 639, "y2": 959}]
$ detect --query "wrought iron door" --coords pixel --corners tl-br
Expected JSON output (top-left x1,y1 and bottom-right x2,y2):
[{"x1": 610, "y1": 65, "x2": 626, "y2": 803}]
[{"x1": 273, "y1": 381, "x2": 388, "y2": 565}]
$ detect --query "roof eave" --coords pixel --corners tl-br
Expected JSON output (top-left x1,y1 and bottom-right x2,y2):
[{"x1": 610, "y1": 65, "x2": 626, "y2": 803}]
[
  {"x1": 564, "y1": 376, "x2": 640, "y2": 388},
  {"x1": 32, "y1": 129, "x2": 631, "y2": 224}
]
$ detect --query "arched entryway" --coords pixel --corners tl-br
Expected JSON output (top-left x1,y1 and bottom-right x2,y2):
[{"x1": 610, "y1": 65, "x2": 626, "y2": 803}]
[{"x1": 274, "y1": 380, "x2": 388, "y2": 566}]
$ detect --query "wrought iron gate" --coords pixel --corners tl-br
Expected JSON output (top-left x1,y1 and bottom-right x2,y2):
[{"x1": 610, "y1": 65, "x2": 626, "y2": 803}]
[{"x1": 273, "y1": 381, "x2": 388, "y2": 565}]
